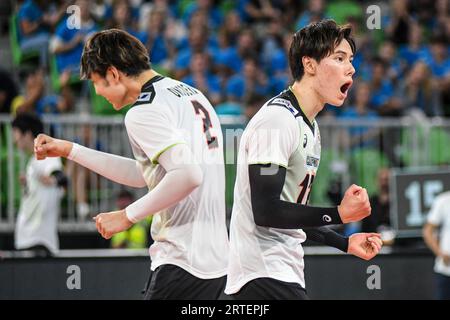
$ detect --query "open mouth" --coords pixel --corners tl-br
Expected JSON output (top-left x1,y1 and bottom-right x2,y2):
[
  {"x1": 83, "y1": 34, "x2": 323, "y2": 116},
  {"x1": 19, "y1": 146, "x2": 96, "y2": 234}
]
[{"x1": 340, "y1": 81, "x2": 353, "y2": 95}]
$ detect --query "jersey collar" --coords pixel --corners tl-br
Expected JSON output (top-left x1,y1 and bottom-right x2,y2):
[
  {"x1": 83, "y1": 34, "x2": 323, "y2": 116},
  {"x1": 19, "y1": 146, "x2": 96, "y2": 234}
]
[
  {"x1": 141, "y1": 75, "x2": 165, "y2": 92},
  {"x1": 287, "y1": 87, "x2": 315, "y2": 134}
]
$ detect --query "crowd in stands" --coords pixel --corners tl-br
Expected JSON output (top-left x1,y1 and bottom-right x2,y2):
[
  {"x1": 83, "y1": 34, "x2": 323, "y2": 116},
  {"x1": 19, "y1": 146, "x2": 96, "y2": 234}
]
[
  {"x1": 0, "y1": 0, "x2": 449, "y2": 241},
  {"x1": 0, "y1": 0, "x2": 448, "y2": 120}
]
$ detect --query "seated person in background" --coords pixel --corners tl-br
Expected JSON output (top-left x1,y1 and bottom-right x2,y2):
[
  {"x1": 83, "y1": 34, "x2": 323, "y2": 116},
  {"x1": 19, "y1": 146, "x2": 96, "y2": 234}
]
[
  {"x1": 50, "y1": 0, "x2": 97, "y2": 77},
  {"x1": 338, "y1": 82, "x2": 380, "y2": 149},
  {"x1": 12, "y1": 113, "x2": 67, "y2": 257},
  {"x1": 12, "y1": 69, "x2": 74, "y2": 115},
  {"x1": 17, "y1": 0, "x2": 67, "y2": 69},
  {"x1": 111, "y1": 190, "x2": 152, "y2": 249},
  {"x1": 181, "y1": 52, "x2": 221, "y2": 106},
  {"x1": 225, "y1": 56, "x2": 270, "y2": 103},
  {"x1": 396, "y1": 61, "x2": 442, "y2": 117}
]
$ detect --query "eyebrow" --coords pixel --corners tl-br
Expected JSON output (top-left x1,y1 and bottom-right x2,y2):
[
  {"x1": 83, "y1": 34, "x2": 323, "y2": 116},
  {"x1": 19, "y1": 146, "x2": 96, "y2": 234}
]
[{"x1": 334, "y1": 50, "x2": 354, "y2": 59}]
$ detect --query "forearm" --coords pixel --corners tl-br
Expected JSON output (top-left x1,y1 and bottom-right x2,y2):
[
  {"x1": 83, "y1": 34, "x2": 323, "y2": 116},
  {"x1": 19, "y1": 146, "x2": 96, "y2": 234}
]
[
  {"x1": 68, "y1": 143, "x2": 146, "y2": 188},
  {"x1": 125, "y1": 165, "x2": 202, "y2": 222},
  {"x1": 249, "y1": 164, "x2": 343, "y2": 228},
  {"x1": 254, "y1": 198, "x2": 342, "y2": 228},
  {"x1": 423, "y1": 225, "x2": 442, "y2": 257},
  {"x1": 303, "y1": 227, "x2": 349, "y2": 252},
  {"x1": 125, "y1": 143, "x2": 203, "y2": 223}
]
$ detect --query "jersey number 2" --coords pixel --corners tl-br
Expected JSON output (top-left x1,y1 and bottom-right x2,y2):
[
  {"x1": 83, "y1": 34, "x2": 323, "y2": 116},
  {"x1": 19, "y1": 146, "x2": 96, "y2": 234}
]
[
  {"x1": 297, "y1": 173, "x2": 315, "y2": 205},
  {"x1": 192, "y1": 100, "x2": 218, "y2": 149}
]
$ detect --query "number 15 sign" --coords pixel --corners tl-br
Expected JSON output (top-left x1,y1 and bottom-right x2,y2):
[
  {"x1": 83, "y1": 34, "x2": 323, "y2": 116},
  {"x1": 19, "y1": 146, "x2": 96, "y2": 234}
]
[{"x1": 390, "y1": 167, "x2": 450, "y2": 237}]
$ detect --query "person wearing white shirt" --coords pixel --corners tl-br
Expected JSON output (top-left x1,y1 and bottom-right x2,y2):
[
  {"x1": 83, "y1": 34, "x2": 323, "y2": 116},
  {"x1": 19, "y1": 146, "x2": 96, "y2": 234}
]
[
  {"x1": 423, "y1": 191, "x2": 450, "y2": 300},
  {"x1": 12, "y1": 113, "x2": 66, "y2": 257},
  {"x1": 34, "y1": 29, "x2": 228, "y2": 299}
]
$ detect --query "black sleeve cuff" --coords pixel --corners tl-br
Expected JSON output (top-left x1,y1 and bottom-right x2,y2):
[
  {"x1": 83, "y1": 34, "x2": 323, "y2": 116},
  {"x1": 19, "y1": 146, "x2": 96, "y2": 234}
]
[
  {"x1": 321, "y1": 207, "x2": 343, "y2": 225},
  {"x1": 324, "y1": 231, "x2": 349, "y2": 253}
]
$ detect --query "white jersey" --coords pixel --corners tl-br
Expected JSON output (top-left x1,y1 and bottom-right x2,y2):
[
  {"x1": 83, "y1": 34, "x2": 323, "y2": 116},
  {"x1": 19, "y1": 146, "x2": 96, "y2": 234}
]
[
  {"x1": 226, "y1": 89, "x2": 321, "y2": 294},
  {"x1": 427, "y1": 191, "x2": 450, "y2": 276},
  {"x1": 124, "y1": 75, "x2": 229, "y2": 279},
  {"x1": 15, "y1": 156, "x2": 63, "y2": 254}
]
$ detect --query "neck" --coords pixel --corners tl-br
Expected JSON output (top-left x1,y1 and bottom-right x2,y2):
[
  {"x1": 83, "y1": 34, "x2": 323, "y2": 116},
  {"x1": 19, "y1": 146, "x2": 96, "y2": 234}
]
[
  {"x1": 291, "y1": 78, "x2": 325, "y2": 123},
  {"x1": 127, "y1": 69, "x2": 159, "y2": 103}
]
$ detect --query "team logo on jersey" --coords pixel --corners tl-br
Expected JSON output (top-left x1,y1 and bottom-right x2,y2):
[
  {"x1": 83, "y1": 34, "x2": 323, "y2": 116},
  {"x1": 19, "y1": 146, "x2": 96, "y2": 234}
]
[
  {"x1": 303, "y1": 134, "x2": 308, "y2": 148},
  {"x1": 306, "y1": 155, "x2": 319, "y2": 169},
  {"x1": 269, "y1": 98, "x2": 299, "y2": 116},
  {"x1": 136, "y1": 92, "x2": 152, "y2": 102},
  {"x1": 322, "y1": 215, "x2": 332, "y2": 223}
]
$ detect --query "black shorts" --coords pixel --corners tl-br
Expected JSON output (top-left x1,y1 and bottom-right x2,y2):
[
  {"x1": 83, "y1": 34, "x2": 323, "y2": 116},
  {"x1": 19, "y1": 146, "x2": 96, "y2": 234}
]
[
  {"x1": 225, "y1": 277, "x2": 309, "y2": 300},
  {"x1": 142, "y1": 264, "x2": 226, "y2": 300}
]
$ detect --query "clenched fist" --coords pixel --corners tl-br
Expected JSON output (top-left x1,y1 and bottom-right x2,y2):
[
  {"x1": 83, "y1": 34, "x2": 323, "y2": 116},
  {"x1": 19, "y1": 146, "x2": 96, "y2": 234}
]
[
  {"x1": 34, "y1": 134, "x2": 73, "y2": 160},
  {"x1": 94, "y1": 209, "x2": 134, "y2": 239},
  {"x1": 338, "y1": 184, "x2": 371, "y2": 223},
  {"x1": 348, "y1": 233, "x2": 383, "y2": 260}
]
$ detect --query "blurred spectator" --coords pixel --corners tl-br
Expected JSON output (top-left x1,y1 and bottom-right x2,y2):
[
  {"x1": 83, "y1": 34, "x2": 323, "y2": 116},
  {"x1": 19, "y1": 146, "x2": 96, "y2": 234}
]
[
  {"x1": 11, "y1": 69, "x2": 45, "y2": 115},
  {"x1": 245, "y1": 0, "x2": 282, "y2": 24},
  {"x1": 12, "y1": 113, "x2": 66, "y2": 257},
  {"x1": 361, "y1": 168, "x2": 395, "y2": 245},
  {"x1": 409, "y1": 0, "x2": 437, "y2": 30},
  {"x1": 173, "y1": 25, "x2": 216, "y2": 79},
  {"x1": 139, "y1": 0, "x2": 178, "y2": 32},
  {"x1": 225, "y1": 56, "x2": 270, "y2": 102},
  {"x1": 17, "y1": 0, "x2": 67, "y2": 69},
  {"x1": 105, "y1": 0, "x2": 144, "y2": 42},
  {"x1": 378, "y1": 40, "x2": 406, "y2": 83},
  {"x1": 434, "y1": 0, "x2": 449, "y2": 38},
  {"x1": 261, "y1": 18, "x2": 285, "y2": 73},
  {"x1": 218, "y1": 29, "x2": 260, "y2": 75},
  {"x1": 111, "y1": 190, "x2": 151, "y2": 249},
  {"x1": 142, "y1": 6, "x2": 176, "y2": 69},
  {"x1": 339, "y1": 82, "x2": 380, "y2": 149},
  {"x1": 368, "y1": 57, "x2": 402, "y2": 116},
  {"x1": 423, "y1": 191, "x2": 450, "y2": 300},
  {"x1": 0, "y1": 69, "x2": 18, "y2": 114},
  {"x1": 11, "y1": 69, "x2": 74, "y2": 115},
  {"x1": 396, "y1": 61, "x2": 442, "y2": 117},
  {"x1": 398, "y1": 23, "x2": 429, "y2": 68},
  {"x1": 266, "y1": 33, "x2": 292, "y2": 95},
  {"x1": 220, "y1": 10, "x2": 242, "y2": 47},
  {"x1": 50, "y1": 0, "x2": 98, "y2": 76},
  {"x1": 181, "y1": 52, "x2": 221, "y2": 106},
  {"x1": 386, "y1": 0, "x2": 415, "y2": 45},
  {"x1": 182, "y1": 0, "x2": 223, "y2": 30},
  {"x1": 295, "y1": 0, "x2": 328, "y2": 30},
  {"x1": 423, "y1": 36, "x2": 450, "y2": 82}
]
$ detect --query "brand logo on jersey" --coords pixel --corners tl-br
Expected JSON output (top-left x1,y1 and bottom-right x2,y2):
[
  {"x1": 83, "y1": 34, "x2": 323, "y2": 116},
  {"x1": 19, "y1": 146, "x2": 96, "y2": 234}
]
[
  {"x1": 306, "y1": 155, "x2": 319, "y2": 168},
  {"x1": 303, "y1": 134, "x2": 308, "y2": 148},
  {"x1": 136, "y1": 93, "x2": 152, "y2": 102},
  {"x1": 270, "y1": 98, "x2": 299, "y2": 116},
  {"x1": 322, "y1": 215, "x2": 332, "y2": 223}
]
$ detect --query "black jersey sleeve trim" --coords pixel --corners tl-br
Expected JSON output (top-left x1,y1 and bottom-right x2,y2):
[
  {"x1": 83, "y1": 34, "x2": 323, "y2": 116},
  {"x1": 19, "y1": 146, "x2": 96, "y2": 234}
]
[{"x1": 249, "y1": 164, "x2": 343, "y2": 229}]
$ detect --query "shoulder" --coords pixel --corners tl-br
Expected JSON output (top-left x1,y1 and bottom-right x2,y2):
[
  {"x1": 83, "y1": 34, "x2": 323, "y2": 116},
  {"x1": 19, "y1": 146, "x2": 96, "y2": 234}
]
[
  {"x1": 435, "y1": 192, "x2": 450, "y2": 207},
  {"x1": 248, "y1": 96, "x2": 299, "y2": 134},
  {"x1": 265, "y1": 90, "x2": 302, "y2": 118}
]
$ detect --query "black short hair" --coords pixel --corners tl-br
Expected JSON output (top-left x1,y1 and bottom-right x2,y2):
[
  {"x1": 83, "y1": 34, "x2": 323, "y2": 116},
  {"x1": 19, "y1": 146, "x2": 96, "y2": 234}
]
[
  {"x1": 80, "y1": 29, "x2": 151, "y2": 80},
  {"x1": 11, "y1": 113, "x2": 44, "y2": 138},
  {"x1": 289, "y1": 19, "x2": 356, "y2": 81}
]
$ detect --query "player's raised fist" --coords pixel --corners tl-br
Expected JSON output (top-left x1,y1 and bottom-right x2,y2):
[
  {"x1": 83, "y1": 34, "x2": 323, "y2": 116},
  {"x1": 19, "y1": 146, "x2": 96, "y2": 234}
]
[
  {"x1": 34, "y1": 134, "x2": 73, "y2": 160},
  {"x1": 337, "y1": 184, "x2": 371, "y2": 223}
]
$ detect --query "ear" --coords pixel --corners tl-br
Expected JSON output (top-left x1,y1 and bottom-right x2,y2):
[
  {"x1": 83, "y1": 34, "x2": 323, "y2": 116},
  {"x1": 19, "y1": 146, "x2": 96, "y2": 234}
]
[
  {"x1": 106, "y1": 66, "x2": 121, "y2": 85},
  {"x1": 302, "y1": 56, "x2": 317, "y2": 76}
]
